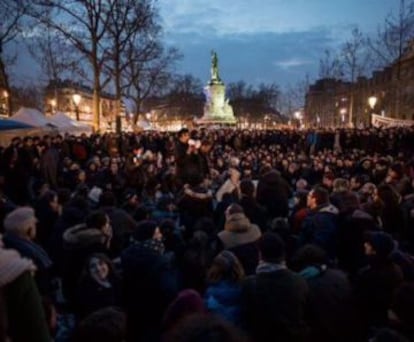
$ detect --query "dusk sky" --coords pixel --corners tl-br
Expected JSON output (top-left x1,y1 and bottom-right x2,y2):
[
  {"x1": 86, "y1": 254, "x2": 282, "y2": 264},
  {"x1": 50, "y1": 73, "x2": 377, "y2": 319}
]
[
  {"x1": 8, "y1": 1, "x2": 400, "y2": 90},
  {"x1": 158, "y1": 0, "x2": 400, "y2": 88}
]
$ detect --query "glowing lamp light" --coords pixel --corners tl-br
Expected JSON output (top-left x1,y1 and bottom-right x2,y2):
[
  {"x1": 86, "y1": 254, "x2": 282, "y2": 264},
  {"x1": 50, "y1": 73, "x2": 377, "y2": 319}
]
[
  {"x1": 72, "y1": 93, "x2": 81, "y2": 106},
  {"x1": 368, "y1": 95, "x2": 377, "y2": 109},
  {"x1": 3, "y1": 90, "x2": 8, "y2": 98}
]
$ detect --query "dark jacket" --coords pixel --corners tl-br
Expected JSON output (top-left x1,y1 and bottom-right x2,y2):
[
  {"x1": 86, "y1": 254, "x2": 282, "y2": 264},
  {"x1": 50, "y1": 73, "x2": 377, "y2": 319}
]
[
  {"x1": 177, "y1": 186, "x2": 214, "y2": 237},
  {"x1": 354, "y1": 259, "x2": 404, "y2": 328},
  {"x1": 241, "y1": 264, "x2": 309, "y2": 342},
  {"x1": 121, "y1": 242, "x2": 179, "y2": 341},
  {"x1": 300, "y1": 266, "x2": 358, "y2": 342},
  {"x1": 218, "y1": 212, "x2": 262, "y2": 275},
  {"x1": 5, "y1": 272, "x2": 51, "y2": 342},
  {"x1": 299, "y1": 204, "x2": 339, "y2": 259},
  {"x1": 74, "y1": 276, "x2": 121, "y2": 319}
]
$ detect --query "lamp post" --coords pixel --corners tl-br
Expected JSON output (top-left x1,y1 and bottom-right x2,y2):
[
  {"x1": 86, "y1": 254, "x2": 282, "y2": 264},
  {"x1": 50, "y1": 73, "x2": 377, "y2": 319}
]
[
  {"x1": 368, "y1": 95, "x2": 378, "y2": 125},
  {"x1": 72, "y1": 93, "x2": 81, "y2": 121},
  {"x1": 340, "y1": 108, "x2": 347, "y2": 127},
  {"x1": 3, "y1": 90, "x2": 9, "y2": 117}
]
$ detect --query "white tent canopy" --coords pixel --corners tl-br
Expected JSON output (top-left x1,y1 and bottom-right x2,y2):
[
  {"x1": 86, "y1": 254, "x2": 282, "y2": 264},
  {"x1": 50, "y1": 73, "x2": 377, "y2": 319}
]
[
  {"x1": 49, "y1": 112, "x2": 93, "y2": 135},
  {"x1": 11, "y1": 107, "x2": 55, "y2": 127}
]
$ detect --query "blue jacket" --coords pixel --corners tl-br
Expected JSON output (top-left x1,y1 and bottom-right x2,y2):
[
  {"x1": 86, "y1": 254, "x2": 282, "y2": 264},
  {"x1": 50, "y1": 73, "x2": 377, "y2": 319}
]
[
  {"x1": 205, "y1": 280, "x2": 242, "y2": 325},
  {"x1": 299, "y1": 204, "x2": 339, "y2": 259}
]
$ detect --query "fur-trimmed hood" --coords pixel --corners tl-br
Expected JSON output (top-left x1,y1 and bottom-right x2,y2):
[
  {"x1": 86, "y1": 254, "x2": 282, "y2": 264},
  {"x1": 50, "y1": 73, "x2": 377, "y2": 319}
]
[
  {"x1": 218, "y1": 213, "x2": 262, "y2": 249},
  {"x1": 63, "y1": 223, "x2": 107, "y2": 250}
]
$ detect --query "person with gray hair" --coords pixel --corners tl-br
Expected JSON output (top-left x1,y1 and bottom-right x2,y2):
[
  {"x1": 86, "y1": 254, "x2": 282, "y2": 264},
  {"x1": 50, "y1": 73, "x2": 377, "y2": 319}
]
[{"x1": 3, "y1": 207, "x2": 53, "y2": 295}]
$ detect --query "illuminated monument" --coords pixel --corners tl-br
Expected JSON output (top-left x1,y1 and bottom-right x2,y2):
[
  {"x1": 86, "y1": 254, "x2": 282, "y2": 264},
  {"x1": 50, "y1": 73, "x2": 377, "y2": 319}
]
[{"x1": 196, "y1": 50, "x2": 236, "y2": 125}]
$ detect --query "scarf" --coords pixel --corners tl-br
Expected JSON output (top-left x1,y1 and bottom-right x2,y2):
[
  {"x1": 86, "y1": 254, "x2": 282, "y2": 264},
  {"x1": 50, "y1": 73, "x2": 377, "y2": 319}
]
[
  {"x1": 256, "y1": 261, "x2": 286, "y2": 274},
  {"x1": 299, "y1": 265, "x2": 327, "y2": 279},
  {"x1": 4, "y1": 234, "x2": 52, "y2": 270},
  {"x1": 141, "y1": 239, "x2": 165, "y2": 255}
]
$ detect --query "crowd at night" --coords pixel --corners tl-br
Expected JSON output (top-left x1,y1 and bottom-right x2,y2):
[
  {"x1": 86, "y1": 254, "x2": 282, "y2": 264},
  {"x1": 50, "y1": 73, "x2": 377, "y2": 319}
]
[{"x1": 1, "y1": 126, "x2": 414, "y2": 341}]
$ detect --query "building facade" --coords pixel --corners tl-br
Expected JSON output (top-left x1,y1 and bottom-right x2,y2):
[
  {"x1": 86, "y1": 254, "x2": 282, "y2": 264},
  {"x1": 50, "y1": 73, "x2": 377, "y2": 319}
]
[
  {"x1": 305, "y1": 44, "x2": 414, "y2": 127},
  {"x1": 44, "y1": 80, "x2": 126, "y2": 131}
]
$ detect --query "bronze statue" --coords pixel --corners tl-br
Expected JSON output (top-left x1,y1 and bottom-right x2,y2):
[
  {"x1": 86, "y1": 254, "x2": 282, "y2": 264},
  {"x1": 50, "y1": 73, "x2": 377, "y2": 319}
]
[{"x1": 211, "y1": 50, "x2": 221, "y2": 82}]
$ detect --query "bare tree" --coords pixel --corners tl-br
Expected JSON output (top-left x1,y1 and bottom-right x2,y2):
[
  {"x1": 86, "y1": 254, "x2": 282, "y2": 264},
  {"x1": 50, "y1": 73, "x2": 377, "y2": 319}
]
[
  {"x1": 158, "y1": 73, "x2": 202, "y2": 119},
  {"x1": 340, "y1": 27, "x2": 372, "y2": 125},
  {"x1": 104, "y1": 0, "x2": 155, "y2": 132},
  {"x1": 0, "y1": 0, "x2": 32, "y2": 115},
  {"x1": 368, "y1": 0, "x2": 414, "y2": 69},
  {"x1": 368, "y1": 0, "x2": 414, "y2": 116},
  {"x1": 123, "y1": 28, "x2": 182, "y2": 124},
  {"x1": 27, "y1": 28, "x2": 85, "y2": 83},
  {"x1": 280, "y1": 75, "x2": 310, "y2": 117},
  {"x1": 31, "y1": 0, "x2": 116, "y2": 129},
  {"x1": 318, "y1": 49, "x2": 343, "y2": 79}
]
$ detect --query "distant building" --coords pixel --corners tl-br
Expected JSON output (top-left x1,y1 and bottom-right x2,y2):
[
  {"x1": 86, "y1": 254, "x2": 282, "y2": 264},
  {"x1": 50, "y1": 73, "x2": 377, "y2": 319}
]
[
  {"x1": 305, "y1": 41, "x2": 414, "y2": 127},
  {"x1": 44, "y1": 80, "x2": 126, "y2": 131}
]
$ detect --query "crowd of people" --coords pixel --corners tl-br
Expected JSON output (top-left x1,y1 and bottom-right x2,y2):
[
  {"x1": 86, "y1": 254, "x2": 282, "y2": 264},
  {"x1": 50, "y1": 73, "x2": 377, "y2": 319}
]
[{"x1": 1, "y1": 126, "x2": 414, "y2": 342}]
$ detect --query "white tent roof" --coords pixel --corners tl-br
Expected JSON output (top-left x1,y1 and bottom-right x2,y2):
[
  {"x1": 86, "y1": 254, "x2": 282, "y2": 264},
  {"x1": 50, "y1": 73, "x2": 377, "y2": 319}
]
[
  {"x1": 12, "y1": 107, "x2": 54, "y2": 127},
  {"x1": 49, "y1": 112, "x2": 75, "y2": 128},
  {"x1": 50, "y1": 111, "x2": 93, "y2": 134}
]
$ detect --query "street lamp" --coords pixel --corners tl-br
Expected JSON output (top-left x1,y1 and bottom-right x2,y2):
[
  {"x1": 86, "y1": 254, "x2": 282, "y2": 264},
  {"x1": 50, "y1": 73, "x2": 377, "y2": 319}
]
[
  {"x1": 3, "y1": 90, "x2": 9, "y2": 116},
  {"x1": 50, "y1": 99, "x2": 57, "y2": 114},
  {"x1": 368, "y1": 95, "x2": 377, "y2": 111},
  {"x1": 72, "y1": 93, "x2": 81, "y2": 121}
]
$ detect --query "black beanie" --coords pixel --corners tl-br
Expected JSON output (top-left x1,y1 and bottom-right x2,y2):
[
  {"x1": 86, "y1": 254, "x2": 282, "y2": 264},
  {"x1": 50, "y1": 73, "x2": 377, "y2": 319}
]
[
  {"x1": 367, "y1": 231, "x2": 395, "y2": 259},
  {"x1": 133, "y1": 220, "x2": 158, "y2": 241}
]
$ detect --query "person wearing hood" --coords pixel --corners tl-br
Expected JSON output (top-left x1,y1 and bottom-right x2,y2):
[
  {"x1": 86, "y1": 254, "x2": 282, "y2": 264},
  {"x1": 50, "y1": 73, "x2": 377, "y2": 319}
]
[
  {"x1": 299, "y1": 185, "x2": 339, "y2": 260},
  {"x1": 61, "y1": 210, "x2": 112, "y2": 304},
  {"x1": 0, "y1": 236, "x2": 51, "y2": 342},
  {"x1": 218, "y1": 204, "x2": 262, "y2": 275}
]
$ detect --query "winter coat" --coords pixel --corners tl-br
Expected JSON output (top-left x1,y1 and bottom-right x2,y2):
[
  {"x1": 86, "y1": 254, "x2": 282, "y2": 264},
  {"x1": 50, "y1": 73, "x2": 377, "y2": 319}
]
[
  {"x1": 218, "y1": 212, "x2": 262, "y2": 275},
  {"x1": 0, "y1": 247, "x2": 50, "y2": 342},
  {"x1": 205, "y1": 280, "x2": 242, "y2": 325},
  {"x1": 121, "y1": 241, "x2": 179, "y2": 341},
  {"x1": 299, "y1": 204, "x2": 339, "y2": 259},
  {"x1": 74, "y1": 276, "x2": 121, "y2": 319},
  {"x1": 241, "y1": 265, "x2": 309, "y2": 342},
  {"x1": 300, "y1": 266, "x2": 358, "y2": 342},
  {"x1": 177, "y1": 185, "x2": 214, "y2": 237}
]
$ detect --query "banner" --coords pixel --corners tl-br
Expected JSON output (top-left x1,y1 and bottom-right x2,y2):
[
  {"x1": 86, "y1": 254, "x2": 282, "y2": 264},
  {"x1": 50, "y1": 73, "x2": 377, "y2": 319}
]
[{"x1": 371, "y1": 114, "x2": 414, "y2": 128}]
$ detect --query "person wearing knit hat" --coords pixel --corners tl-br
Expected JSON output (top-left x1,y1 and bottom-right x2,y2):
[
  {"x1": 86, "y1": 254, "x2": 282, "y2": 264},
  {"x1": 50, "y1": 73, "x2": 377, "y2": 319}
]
[
  {"x1": 217, "y1": 204, "x2": 262, "y2": 275},
  {"x1": 162, "y1": 289, "x2": 206, "y2": 333},
  {"x1": 0, "y1": 241, "x2": 50, "y2": 342}
]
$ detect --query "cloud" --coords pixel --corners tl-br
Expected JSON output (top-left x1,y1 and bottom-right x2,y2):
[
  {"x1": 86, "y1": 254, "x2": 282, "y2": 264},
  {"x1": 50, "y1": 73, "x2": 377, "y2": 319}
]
[
  {"x1": 159, "y1": 0, "x2": 398, "y2": 37},
  {"x1": 274, "y1": 58, "x2": 313, "y2": 69}
]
